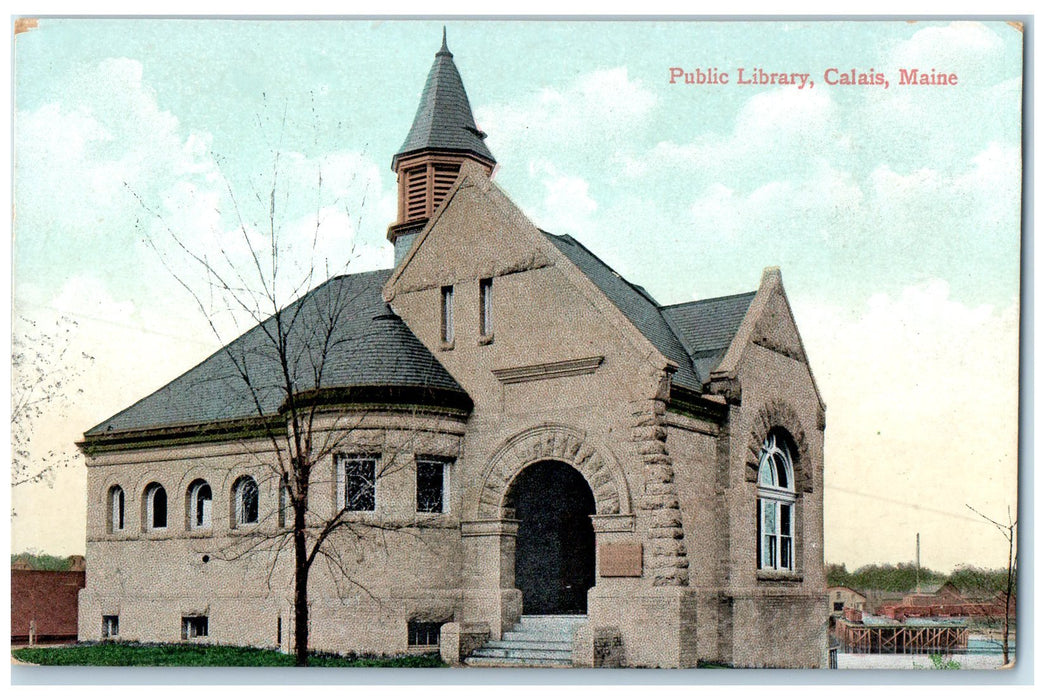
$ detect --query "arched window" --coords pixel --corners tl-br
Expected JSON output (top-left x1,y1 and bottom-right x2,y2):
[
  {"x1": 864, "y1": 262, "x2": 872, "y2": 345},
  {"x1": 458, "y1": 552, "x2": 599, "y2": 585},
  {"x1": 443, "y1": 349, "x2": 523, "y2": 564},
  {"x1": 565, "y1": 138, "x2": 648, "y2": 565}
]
[
  {"x1": 757, "y1": 431, "x2": 796, "y2": 572},
  {"x1": 232, "y1": 476, "x2": 259, "y2": 527},
  {"x1": 144, "y1": 483, "x2": 168, "y2": 531},
  {"x1": 108, "y1": 485, "x2": 125, "y2": 533},
  {"x1": 187, "y1": 480, "x2": 212, "y2": 530}
]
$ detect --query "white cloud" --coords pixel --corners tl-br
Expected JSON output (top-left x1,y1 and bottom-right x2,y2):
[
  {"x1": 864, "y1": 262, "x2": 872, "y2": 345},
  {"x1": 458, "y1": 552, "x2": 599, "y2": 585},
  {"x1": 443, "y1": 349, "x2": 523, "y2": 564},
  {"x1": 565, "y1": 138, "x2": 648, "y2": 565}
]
[
  {"x1": 526, "y1": 160, "x2": 598, "y2": 237},
  {"x1": 640, "y1": 86, "x2": 843, "y2": 186},
  {"x1": 887, "y1": 21, "x2": 1008, "y2": 82},
  {"x1": 478, "y1": 66, "x2": 656, "y2": 168},
  {"x1": 688, "y1": 160, "x2": 864, "y2": 246}
]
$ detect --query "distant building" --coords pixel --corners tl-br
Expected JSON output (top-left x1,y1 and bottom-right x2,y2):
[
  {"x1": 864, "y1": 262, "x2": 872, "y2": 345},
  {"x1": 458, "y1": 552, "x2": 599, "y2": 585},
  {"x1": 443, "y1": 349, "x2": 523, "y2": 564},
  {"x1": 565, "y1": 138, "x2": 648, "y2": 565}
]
[
  {"x1": 12, "y1": 570, "x2": 86, "y2": 643},
  {"x1": 827, "y1": 585, "x2": 867, "y2": 617}
]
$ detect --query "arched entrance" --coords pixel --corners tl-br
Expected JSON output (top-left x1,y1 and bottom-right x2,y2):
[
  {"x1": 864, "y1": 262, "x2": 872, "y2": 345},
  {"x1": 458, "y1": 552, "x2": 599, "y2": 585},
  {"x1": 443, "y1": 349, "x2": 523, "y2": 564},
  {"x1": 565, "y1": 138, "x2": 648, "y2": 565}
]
[{"x1": 506, "y1": 461, "x2": 596, "y2": 615}]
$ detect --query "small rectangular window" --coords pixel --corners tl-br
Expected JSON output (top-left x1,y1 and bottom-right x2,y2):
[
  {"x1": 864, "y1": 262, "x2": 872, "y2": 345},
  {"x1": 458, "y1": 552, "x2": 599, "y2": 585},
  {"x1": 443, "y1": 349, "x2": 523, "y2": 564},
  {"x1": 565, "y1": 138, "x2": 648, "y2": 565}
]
[
  {"x1": 341, "y1": 455, "x2": 377, "y2": 512},
  {"x1": 416, "y1": 460, "x2": 446, "y2": 513},
  {"x1": 833, "y1": 602, "x2": 844, "y2": 612},
  {"x1": 479, "y1": 278, "x2": 493, "y2": 337},
  {"x1": 408, "y1": 620, "x2": 443, "y2": 647},
  {"x1": 102, "y1": 615, "x2": 119, "y2": 639},
  {"x1": 441, "y1": 285, "x2": 454, "y2": 344},
  {"x1": 182, "y1": 616, "x2": 208, "y2": 640}
]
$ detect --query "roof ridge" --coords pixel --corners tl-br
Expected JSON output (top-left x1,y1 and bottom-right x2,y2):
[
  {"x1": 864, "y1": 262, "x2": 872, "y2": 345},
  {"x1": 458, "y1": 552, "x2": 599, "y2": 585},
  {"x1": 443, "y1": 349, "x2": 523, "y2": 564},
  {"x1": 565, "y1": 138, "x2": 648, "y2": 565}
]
[
  {"x1": 660, "y1": 289, "x2": 758, "y2": 310},
  {"x1": 541, "y1": 230, "x2": 702, "y2": 389},
  {"x1": 543, "y1": 232, "x2": 663, "y2": 306}
]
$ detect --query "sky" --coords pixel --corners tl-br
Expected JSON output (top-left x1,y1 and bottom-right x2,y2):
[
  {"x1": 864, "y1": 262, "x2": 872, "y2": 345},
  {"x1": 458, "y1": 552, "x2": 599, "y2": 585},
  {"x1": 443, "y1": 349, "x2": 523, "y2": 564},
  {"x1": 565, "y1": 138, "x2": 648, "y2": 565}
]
[{"x1": 8, "y1": 18, "x2": 1023, "y2": 572}]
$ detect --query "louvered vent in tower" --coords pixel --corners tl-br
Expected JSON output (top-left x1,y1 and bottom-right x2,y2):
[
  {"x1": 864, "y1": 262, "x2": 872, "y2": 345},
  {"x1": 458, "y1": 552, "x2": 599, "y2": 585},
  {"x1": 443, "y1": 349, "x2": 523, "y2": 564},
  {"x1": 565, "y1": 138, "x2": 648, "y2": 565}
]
[
  {"x1": 405, "y1": 166, "x2": 428, "y2": 221},
  {"x1": 432, "y1": 163, "x2": 460, "y2": 211}
]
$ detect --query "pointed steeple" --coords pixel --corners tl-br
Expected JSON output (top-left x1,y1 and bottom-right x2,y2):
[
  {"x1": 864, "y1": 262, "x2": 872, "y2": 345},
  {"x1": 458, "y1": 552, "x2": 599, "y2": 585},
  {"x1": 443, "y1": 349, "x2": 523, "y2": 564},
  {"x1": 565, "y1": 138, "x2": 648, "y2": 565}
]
[
  {"x1": 392, "y1": 29, "x2": 496, "y2": 170},
  {"x1": 388, "y1": 30, "x2": 496, "y2": 259}
]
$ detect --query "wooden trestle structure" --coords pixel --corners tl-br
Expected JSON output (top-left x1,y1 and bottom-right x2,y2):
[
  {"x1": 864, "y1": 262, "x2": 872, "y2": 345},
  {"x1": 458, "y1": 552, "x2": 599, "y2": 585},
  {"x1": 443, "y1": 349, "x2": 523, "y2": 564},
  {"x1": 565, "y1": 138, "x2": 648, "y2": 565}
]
[{"x1": 836, "y1": 618, "x2": 969, "y2": 654}]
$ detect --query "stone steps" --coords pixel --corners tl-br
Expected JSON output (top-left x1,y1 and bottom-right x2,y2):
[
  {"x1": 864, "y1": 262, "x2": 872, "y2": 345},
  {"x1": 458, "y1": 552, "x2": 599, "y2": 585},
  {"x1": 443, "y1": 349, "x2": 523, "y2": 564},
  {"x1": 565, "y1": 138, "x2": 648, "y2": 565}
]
[
  {"x1": 486, "y1": 639, "x2": 572, "y2": 651},
  {"x1": 463, "y1": 615, "x2": 586, "y2": 668}
]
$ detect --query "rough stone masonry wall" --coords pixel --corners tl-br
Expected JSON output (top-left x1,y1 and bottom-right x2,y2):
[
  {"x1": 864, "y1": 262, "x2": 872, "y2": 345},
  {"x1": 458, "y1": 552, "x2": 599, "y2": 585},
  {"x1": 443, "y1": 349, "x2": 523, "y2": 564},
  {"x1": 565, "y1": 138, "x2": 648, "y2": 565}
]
[{"x1": 631, "y1": 397, "x2": 689, "y2": 586}]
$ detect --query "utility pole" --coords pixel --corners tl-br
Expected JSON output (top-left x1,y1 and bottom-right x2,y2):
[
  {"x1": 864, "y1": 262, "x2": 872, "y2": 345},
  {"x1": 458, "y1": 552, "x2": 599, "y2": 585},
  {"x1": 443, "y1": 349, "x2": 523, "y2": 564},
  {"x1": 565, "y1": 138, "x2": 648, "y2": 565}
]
[{"x1": 916, "y1": 533, "x2": 921, "y2": 594}]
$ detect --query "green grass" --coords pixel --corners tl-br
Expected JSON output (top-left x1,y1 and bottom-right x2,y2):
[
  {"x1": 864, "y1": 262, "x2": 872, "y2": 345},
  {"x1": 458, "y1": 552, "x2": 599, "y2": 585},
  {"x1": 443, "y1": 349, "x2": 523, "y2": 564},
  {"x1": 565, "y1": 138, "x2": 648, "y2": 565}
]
[{"x1": 12, "y1": 642, "x2": 446, "y2": 667}]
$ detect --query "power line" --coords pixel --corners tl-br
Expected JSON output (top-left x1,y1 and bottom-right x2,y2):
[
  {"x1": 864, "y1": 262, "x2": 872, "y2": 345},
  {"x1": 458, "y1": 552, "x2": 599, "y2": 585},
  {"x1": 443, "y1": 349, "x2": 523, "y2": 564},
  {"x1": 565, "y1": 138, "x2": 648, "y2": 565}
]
[
  {"x1": 14, "y1": 297, "x2": 219, "y2": 349},
  {"x1": 825, "y1": 483, "x2": 1003, "y2": 525}
]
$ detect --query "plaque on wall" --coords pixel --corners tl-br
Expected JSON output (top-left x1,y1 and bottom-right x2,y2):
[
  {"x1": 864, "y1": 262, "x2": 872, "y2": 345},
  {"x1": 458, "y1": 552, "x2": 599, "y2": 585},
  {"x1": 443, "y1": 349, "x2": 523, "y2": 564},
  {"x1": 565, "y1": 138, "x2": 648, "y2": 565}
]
[{"x1": 599, "y1": 543, "x2": 643, "y2": 577}]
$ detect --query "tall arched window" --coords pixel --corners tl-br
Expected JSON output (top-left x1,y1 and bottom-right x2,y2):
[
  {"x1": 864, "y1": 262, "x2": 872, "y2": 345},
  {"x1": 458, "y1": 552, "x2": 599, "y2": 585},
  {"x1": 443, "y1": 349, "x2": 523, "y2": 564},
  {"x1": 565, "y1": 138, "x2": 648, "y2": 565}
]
[
  {"x1": 757, "y1": 431, "x2": 796, "y2": 572},
  {"x1": 232, "y1": 476, "x2": 259, "y2": 527},
  {"x1": 144, "y1": 483, "x2": 168, "y2": 531},
  {"x1": 187, "y1": 480, "x2": 213, "y2": 530},
  {"x1": 108, "y1": 485, "x2": 125, "y2": 533}
]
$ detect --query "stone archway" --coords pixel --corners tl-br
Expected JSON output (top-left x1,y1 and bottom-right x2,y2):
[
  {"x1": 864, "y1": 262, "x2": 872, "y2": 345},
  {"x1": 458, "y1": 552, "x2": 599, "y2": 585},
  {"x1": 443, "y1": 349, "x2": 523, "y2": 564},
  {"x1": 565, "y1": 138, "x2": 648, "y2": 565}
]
[
  {"x1": 745, "y1": 399, "x2": 814, "y2": 493},
  {"x1": 506, "y1": 461, "x2": 596, "y2": 614},
  {"x1": 475, "y1": 423, "x2": 632, "y2": 520}
]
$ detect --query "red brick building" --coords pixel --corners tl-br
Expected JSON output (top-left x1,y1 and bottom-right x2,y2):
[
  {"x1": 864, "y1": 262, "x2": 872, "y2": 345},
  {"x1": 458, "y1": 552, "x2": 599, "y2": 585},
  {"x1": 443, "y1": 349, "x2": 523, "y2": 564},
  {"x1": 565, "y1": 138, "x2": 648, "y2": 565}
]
[{"x1": 11, "y1": 570, "x2": 86, "y2": 643}]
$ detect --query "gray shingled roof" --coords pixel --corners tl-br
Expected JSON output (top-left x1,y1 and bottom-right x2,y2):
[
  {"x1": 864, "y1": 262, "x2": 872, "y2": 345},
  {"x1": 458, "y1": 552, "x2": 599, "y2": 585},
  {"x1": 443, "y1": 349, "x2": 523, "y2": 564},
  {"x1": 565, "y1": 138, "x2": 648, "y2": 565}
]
[
  {"x1": 86, "y1": 270, "x2": 463, "y2": 436},
  {"x1": 393, "y1": 33, "x2": 496, "y2": 168},
  {"x1": 662, "y1": 292, "x2": 757, "y2": 382},
  {"x1": 542, "y1": 233, "x2": 702, "y2": 389},
  {"x1": 544, "y1": 232, "x2": 755, "y2": 389}
]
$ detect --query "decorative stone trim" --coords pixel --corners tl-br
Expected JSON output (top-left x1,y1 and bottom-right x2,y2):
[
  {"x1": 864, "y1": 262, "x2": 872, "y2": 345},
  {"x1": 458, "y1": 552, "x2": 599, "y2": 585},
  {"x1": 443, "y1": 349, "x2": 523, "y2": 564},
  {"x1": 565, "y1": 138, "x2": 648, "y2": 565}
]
[
  {"x1": 756, "y1": 570, "x2": 804, "y2": 584},
  {"x1": 475, "y1": 424, "x2": 631, "y2": 519},
  {"x1": 461, "y1": 519, "x2": 520, "y2": 537},
  {"x1": 591, "y1": 513, "x2": 635, "y2": 533},
  {"x1": 491, "y1": 356, "x2": 603, "y2": 384},
  {"x1": 745, "y1": 399, "x2": 814, "y2": 493},
  {"x1": 632, "y1": 394, "x2": 689, "y2": 586}
]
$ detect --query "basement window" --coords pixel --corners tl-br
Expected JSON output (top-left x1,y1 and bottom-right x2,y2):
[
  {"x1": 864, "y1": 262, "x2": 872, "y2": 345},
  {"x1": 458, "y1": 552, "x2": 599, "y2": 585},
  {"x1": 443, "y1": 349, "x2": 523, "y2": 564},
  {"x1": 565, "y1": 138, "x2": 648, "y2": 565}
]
[
  {"x1": 102, "y1": 615, "x2": 119, "y2": 639},
  {"x1": 182, "y1": 616, "x2": 209, "y2": 640},
  {"x1": 408, "y1": 620, "x2": 443, "y2": 647}
]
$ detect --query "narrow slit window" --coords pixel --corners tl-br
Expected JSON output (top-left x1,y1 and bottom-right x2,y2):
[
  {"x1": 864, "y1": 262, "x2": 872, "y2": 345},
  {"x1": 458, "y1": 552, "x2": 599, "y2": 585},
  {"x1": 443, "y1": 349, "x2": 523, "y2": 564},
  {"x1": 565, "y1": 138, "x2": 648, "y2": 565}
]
[
  {"x1": 277, "y1": 476, "x2": 289, "y2": 529},
  {"x1": 441, "y1": 285, "x2": 454, "y2": 344},
  {"x1": 479, "y1": 278, "x2": 493, "y2": 337},
  {"x1": 109, "y1": 486, "x2": 125, "y2": 533}
]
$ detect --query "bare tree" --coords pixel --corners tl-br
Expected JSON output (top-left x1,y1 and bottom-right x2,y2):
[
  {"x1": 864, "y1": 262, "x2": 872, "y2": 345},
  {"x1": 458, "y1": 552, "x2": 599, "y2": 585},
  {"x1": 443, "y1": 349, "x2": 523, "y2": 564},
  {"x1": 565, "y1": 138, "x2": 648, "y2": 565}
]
[
  {"x1": 966, "y1": 504, "x2": 1017, "y2": 665},
  {"x1": 128, "y1": 110, "x2": 436, "y2": 666},
  {"x1": 11, "y1": 315, "x2": 93, "y2": 496}
]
